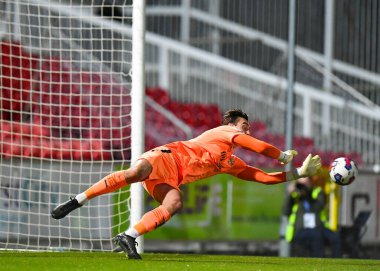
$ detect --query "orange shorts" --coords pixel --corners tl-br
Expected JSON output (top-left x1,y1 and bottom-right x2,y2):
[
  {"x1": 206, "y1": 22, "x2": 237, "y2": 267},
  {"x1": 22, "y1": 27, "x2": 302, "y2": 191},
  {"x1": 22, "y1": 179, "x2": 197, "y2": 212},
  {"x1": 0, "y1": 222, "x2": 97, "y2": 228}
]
[{"x1": 138, "y1": 148, "x2": 181, "y2": 197}]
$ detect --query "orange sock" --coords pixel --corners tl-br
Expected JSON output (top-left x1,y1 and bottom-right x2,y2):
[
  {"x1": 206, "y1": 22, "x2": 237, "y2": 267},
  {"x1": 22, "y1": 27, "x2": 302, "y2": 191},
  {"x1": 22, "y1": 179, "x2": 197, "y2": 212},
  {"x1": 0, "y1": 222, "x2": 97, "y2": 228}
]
[
  {"x1": 133, "y1": 205, "x2": 171, "y2": 235},
  {"x1": 84, "y1": 171, "x2": 127, "y2": 200}
]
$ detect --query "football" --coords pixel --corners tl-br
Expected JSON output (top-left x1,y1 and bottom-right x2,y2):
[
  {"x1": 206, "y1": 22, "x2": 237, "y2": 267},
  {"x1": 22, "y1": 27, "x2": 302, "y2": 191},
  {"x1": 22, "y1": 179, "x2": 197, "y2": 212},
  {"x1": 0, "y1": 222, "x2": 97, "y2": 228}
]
[{"x1": 329, "y1": 157, "x2": 358, "y2": 185}]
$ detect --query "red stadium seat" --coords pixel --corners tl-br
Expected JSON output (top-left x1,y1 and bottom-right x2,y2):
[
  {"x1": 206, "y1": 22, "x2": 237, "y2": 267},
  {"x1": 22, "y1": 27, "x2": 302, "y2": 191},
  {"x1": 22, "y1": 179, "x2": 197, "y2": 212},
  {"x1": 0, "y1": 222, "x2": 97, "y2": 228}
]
[{"x1": 0, "y1": 42, "x2": 365, "y2": 164}]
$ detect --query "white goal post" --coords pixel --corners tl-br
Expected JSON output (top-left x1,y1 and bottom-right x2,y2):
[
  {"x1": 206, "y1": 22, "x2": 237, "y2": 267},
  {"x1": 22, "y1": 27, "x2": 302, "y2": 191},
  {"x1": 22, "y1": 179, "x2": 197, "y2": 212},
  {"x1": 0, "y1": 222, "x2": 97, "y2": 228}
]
[
  {"x1": 0, "y1": 0, "x2": 145, "y2": 251},
  {"x1": 130, "y1": 0, "x2": 146, "y2": 254}
]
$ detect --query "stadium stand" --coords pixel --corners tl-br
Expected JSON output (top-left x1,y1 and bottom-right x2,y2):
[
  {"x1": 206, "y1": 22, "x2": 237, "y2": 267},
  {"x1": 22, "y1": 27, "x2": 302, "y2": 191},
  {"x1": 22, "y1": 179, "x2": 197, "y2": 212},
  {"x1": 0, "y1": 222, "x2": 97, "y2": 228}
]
[{"x1": 0, "y1": 40, "x2": 363, "y2": 167}]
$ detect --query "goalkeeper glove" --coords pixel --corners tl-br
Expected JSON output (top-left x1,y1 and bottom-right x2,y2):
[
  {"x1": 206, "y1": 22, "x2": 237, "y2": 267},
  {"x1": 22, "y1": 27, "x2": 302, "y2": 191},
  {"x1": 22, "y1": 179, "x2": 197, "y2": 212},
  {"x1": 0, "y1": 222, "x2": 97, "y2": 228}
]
[
  {"x1": 296, "y1": 154, "x2": 322, "y2": 177},
  {"x1": 278, "y1": 150, "x2": 298, "y2": 164}
]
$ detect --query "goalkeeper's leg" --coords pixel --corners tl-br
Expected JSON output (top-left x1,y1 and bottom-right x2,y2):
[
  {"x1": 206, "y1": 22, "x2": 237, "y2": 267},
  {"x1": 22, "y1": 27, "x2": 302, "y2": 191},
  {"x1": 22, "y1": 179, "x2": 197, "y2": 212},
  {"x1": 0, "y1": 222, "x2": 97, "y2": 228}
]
[
  {"x1": 84, "y1": 159, "x2": 152, "y2": 200},
  {"x1": 51, "y1": 159, "x2": 152, "y2": 219},
  {"x1": 124, "y1": 183, "x2": 181, "y2": 237},
  {"x1": 115, "y1": 183, "x2": 181, "y2": 259}
]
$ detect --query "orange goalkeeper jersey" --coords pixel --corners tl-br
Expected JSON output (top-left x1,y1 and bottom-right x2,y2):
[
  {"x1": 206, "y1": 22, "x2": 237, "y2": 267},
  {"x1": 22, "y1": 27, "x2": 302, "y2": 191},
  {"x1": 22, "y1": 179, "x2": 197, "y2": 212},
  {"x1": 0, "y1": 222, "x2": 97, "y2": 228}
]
[{"x1": 164, "y1": 125, "x2": 281, "y2": 185}]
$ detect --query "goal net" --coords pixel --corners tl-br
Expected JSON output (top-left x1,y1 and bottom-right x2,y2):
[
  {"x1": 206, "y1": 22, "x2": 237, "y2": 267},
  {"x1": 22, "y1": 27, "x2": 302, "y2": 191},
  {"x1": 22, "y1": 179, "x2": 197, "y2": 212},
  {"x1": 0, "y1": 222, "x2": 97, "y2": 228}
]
[{"x1": 0, "y1": 0, "x2": 137, "y2": 251}]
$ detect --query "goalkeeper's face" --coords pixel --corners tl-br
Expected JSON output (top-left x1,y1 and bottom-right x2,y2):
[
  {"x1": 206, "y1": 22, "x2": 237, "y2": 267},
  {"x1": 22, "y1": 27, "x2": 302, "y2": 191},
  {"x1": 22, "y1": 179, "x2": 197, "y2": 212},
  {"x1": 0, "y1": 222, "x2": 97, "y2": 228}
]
[{"x1": 234, "y1": 117, "x2": 250, "y2": 135}]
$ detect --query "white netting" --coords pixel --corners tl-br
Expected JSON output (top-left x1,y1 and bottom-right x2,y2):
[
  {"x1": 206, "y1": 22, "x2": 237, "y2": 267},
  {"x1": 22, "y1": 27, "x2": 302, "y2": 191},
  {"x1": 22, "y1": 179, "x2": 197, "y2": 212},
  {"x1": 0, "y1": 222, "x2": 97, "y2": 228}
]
[
  {"x1": 2, "y1": 0, "x2": 380, "y2": 253},
  {"x1": 0, "y1": 0, "x2": 133, "y2": 251},
  {"x1": 143, "y1": 0, "x2": 380, "y2": 167}
]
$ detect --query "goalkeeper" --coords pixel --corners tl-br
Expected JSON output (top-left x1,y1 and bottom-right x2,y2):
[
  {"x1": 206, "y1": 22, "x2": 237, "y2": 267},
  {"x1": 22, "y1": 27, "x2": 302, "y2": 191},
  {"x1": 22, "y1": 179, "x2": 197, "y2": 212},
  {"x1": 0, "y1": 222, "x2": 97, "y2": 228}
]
[{"x1": 51, "y1": 109, "x2": 321, "y2": 259}]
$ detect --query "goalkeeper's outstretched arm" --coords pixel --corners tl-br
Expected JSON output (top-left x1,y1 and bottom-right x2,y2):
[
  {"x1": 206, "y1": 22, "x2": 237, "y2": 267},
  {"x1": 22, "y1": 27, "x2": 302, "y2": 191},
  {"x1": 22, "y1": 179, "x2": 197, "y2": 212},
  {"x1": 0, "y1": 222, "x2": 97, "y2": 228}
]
[
  {"x1": 235, "y1": 154, "x2": 322, "y2": 184},
  {"x1": 233, "y1": 134, "x2": 297, "y2": 164},
  {"x1": 236, "y1": 166, "x2": 288, "y2": 185}
]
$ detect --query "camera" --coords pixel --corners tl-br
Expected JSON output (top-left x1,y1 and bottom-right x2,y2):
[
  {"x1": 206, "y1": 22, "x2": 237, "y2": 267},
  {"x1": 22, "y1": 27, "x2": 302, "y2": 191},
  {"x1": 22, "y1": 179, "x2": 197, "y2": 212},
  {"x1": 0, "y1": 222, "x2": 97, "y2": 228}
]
[{"x1": 296, "y1": 182, "x2": 308, "y2": 191}]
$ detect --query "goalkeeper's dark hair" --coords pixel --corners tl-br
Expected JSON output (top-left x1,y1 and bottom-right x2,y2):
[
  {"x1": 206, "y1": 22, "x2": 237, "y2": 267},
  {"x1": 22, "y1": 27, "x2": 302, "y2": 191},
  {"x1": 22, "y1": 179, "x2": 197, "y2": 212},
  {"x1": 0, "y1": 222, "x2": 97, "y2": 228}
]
[{"x1": 222, "y1": 109, "x2": 248, "y2": 125}]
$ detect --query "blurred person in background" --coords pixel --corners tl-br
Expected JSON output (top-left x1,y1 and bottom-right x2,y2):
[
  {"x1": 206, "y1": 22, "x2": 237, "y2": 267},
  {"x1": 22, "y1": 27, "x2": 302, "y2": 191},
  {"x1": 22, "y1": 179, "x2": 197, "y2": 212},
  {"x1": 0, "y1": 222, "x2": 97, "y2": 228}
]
[
  {"x1": 51, "y1": 109, "x2": 321, "y2": 259},
  {"x1": 283, "y1": 176, "x2": 342, "y2": 258}
]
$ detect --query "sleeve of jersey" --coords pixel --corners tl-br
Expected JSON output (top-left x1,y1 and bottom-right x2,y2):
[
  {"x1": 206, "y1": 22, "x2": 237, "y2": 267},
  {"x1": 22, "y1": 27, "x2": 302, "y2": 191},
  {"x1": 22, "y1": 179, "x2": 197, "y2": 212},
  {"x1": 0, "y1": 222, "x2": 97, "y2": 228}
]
[
  {"x1": 232, "y1": 134, "x2": 281, "y2": 159},
  {"x1": 236, "y1": 165, "x2": 287, "y2": 185}
]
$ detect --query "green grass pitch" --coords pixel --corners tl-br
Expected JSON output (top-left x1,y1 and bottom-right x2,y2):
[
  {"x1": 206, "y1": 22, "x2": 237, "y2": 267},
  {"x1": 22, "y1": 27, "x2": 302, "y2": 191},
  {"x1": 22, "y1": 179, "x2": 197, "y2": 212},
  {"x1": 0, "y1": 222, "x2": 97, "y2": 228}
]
[{"x1": 1, "y1": 252, "x2": 379, "y2": 271}]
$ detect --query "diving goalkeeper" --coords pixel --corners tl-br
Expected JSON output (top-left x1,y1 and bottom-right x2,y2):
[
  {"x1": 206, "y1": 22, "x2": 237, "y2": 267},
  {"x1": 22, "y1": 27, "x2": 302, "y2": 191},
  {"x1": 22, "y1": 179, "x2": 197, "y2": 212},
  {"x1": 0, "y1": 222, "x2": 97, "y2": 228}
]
[{"x1": 51, "y1": 109, "x2": 321, "y2": 259}]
